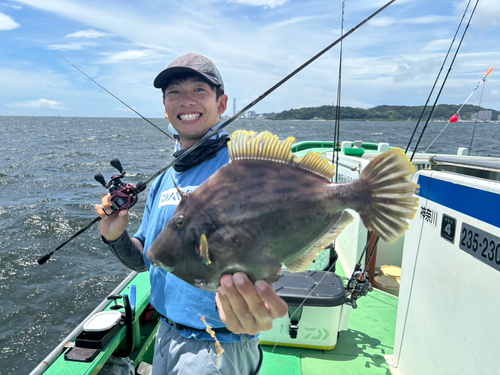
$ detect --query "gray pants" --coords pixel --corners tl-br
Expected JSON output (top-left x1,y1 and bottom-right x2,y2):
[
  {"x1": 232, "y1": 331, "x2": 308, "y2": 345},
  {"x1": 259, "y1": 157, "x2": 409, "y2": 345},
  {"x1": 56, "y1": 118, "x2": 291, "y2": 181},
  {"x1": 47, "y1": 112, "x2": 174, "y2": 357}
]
[{"x1": 152, "y1": 322, "x2": 263, "y2": 375}]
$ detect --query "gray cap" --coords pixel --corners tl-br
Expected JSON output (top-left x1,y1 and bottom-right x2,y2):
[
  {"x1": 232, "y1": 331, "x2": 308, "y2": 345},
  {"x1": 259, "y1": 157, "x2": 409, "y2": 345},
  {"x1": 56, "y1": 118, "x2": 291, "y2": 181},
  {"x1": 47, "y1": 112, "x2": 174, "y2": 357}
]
[{"x1": 154, "y1": 53, "x2": 224, "y2": 90}]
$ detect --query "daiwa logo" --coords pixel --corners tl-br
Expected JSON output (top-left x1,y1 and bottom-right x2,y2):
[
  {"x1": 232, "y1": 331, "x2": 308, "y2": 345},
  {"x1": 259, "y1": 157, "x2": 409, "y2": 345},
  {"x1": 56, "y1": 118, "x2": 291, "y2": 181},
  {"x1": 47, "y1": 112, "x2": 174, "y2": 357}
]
[{"x1": 159, "y1": 186, "x2": 198, "y2": 207}]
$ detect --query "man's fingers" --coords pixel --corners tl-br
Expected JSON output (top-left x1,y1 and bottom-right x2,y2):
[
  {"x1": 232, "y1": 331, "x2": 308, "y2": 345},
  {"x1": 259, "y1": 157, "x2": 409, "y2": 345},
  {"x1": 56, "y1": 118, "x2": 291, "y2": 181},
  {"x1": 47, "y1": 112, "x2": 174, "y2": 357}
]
[
  {"x1": 216, "y1": 273, "x2": 288, "y2": 335},
  {"x1": 217, "y1": 283, "x2": 244, "y2": 334},
  {"x1": 255, "y1": 280, "x2": 288, "y2": 319},
  {"x1": 101, "y1": 194, "x2": 113, "y2": 214},
  {"x1": 232, "y1": 274, "x2": 273, "y2": 328},
  {"x1": 95, "y1": 204, "x2": 108, "y2": 219}
]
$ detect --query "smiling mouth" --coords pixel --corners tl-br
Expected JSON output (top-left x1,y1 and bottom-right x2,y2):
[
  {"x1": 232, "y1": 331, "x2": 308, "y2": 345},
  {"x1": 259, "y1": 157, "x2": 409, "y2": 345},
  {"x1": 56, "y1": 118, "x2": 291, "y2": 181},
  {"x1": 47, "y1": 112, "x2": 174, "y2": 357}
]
[{"x1": 179, "y1": 113, "x2": 202, "y2": 121}]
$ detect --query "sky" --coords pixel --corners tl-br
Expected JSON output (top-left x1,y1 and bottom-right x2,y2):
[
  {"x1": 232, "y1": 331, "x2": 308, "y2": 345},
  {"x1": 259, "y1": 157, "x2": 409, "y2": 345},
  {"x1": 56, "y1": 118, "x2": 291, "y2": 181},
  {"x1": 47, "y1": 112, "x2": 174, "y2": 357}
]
[{"x1": 0, "y1": 0, "x2": 499, "y2": 118}]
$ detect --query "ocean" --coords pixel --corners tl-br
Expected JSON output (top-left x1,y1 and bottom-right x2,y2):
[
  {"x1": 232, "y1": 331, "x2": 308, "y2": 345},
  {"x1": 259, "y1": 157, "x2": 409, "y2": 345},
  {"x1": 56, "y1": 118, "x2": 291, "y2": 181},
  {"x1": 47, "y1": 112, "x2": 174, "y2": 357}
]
[{"x1": 1, "y1": 116, "x2": 499, "y2": 374}]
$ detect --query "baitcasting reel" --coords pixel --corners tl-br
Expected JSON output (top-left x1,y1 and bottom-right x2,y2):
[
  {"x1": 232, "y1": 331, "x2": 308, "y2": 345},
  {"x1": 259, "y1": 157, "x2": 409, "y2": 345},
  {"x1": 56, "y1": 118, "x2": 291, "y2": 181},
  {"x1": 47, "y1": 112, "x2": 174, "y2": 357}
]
[
  {"x1": 345, "y1": 262, "x2": 373, "y2": 309},
  {"x1": 37, "y1": 159, "x2": 146, "y2": 265},
  {"x1": 94, "y1": 158, "x2": 146, "y2": 212}
]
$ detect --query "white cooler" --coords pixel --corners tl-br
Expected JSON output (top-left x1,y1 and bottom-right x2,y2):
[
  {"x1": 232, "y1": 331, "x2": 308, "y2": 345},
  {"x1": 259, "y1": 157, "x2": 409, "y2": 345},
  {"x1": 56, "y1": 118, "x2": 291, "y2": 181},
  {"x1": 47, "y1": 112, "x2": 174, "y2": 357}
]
[{"x1": 259, "y1": 270, "x2": 348, "y2": 350}]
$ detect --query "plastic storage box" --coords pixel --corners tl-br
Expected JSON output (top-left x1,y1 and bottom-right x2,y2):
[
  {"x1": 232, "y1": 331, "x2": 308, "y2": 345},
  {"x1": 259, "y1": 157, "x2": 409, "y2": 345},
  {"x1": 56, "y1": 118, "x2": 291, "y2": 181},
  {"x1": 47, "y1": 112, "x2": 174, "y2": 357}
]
[{"x1": 259, "y1": 270, "x2": 347, "y2": 350}]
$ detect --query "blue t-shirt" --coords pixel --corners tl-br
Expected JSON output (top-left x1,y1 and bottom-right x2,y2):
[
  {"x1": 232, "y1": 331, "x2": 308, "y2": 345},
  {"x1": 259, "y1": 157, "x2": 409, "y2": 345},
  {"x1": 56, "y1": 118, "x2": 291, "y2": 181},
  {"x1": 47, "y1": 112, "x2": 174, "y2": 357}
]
[{"x1": 135, "y1": 147, "x2": 248, "y2": 343}]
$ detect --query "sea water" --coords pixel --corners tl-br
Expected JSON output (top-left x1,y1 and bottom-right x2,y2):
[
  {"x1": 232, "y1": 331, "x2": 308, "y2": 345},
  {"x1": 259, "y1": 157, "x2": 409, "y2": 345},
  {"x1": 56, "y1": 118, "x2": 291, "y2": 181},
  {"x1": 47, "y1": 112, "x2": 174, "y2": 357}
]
[{"x1": 1, "y1": 116, "x2": 498, "y2": 374}]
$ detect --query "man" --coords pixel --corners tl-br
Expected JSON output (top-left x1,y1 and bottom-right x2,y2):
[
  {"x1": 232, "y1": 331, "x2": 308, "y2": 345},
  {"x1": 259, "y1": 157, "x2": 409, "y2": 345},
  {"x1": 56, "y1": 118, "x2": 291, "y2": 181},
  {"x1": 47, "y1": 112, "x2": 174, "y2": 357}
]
[{"x1": 96, "y1": 53, "x2": 288, "y2": 375}]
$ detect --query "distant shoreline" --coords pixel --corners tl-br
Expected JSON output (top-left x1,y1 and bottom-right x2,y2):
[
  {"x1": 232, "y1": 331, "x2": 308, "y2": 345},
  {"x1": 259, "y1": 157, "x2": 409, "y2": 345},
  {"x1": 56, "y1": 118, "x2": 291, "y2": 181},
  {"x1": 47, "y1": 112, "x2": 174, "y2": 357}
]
[{"x1": 2, "y1": 114, "x2": 498, "y2": 124}]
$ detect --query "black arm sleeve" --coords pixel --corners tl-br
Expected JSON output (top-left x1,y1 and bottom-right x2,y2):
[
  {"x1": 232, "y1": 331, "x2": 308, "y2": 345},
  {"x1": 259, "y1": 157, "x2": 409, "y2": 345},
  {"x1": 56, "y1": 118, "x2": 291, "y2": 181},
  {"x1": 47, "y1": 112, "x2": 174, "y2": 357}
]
[{"x1": 102, "y1": 231, "x2": 147, "y2": 272}]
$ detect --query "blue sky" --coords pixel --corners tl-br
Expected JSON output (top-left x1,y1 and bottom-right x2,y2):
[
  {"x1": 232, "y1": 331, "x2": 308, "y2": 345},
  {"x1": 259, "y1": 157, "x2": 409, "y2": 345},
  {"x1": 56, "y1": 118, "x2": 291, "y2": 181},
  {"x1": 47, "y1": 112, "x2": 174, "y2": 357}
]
[{"x1": 0, "y1": 0, "x2": 499, "y2": 118}]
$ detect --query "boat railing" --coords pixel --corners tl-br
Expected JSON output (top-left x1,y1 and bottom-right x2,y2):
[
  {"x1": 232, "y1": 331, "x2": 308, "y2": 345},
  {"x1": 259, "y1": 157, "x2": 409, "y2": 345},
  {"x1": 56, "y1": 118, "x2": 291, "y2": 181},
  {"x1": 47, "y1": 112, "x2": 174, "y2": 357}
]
[
  {"x1": 429, "y1": 155, "x2": 500, "y2": 181},
  {"x1": 29, "y1": 271, "x2": 138, "y2": 375}
]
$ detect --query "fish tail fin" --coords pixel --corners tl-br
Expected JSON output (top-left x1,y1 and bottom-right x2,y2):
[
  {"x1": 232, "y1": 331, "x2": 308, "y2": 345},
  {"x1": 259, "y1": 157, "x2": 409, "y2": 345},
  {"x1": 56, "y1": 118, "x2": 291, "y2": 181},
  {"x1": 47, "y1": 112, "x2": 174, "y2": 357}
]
[{"x1": 359, "y1": 148, "x2": 419, "y2": 243}]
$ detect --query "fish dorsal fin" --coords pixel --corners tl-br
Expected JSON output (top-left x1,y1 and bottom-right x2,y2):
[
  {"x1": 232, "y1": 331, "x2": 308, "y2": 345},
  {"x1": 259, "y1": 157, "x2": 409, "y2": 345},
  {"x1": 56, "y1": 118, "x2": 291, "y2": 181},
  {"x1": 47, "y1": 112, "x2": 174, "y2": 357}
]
[
  {"x1": 228, "y1": 130, "x2": 336, "y2": 181},
  {"x1": 284, "y1": 211, "x2": 353, "y2": 272},
  {"x1": 169, "y1": 172, "x2": 187, "y2": 200}
]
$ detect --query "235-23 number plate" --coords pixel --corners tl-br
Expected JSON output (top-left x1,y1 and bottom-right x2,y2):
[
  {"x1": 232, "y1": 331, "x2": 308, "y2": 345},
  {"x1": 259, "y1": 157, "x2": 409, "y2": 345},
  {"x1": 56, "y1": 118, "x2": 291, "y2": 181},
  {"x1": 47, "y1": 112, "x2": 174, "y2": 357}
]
[{"x1": 459, "y1": 222, "x2": 500, "y2": 273}]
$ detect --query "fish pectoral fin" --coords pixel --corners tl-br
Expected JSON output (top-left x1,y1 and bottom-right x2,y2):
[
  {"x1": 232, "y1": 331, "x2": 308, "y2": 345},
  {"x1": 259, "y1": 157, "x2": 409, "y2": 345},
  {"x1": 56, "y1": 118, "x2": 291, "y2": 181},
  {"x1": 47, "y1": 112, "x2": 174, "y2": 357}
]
[
  {"x1": 284, "y1": 211, "x2": 354, "y2": 272},
  {"x1": 199, "y1": 234, "x2": 211, "y2": 265}
]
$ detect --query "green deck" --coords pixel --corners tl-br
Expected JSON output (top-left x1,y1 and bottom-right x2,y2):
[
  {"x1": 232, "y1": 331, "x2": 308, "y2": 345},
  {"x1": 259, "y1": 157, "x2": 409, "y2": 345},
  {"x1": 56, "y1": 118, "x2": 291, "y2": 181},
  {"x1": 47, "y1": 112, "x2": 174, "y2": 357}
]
[
  {"x1": 41, "y1": 142, "x2": 399, "y2": 374},
  {"x1": 43, "y1": 272, "x2": 158, "y2": 375},
  {"x1": 260, "y1": 263, "x2": 398, "y2": 375}
]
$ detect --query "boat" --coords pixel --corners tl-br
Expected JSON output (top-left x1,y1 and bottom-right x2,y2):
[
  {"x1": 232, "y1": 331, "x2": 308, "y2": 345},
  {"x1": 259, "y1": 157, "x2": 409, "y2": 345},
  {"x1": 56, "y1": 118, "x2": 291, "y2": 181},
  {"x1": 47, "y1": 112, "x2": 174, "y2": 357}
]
[{"x1": 30, "y1": 137, "x2": 500, "y2": 375}]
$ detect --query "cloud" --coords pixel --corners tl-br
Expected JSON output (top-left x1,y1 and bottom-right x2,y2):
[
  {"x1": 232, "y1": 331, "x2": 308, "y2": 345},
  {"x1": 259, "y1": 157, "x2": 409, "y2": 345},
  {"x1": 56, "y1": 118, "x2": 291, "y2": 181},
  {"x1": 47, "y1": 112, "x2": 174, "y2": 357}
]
[
  {"x1": 455, "y1": 0, "x2": 500, "y2": 29},
  {"x1": 1, "y1": 2, "x2": 22, "y2": 10},
  {"x1": 47, "y1": 41, "x2": 98, "y2": 50},
  {"x1": 65, "y1": 29, "x2": 112, "y2": 38},
  {"x1": 369, "y1": 16, "x2": 396, "y2": 28},
  {"x1": 370, "y1": 15, "x2": 454, "y2": 28},
  {"x1": 98, "y1": 49, "x2": 162, "y2": 63},
  {"x1": 7, "y1": 98, "x2": 65, "y2": 109},
  {"x1": 421, "y1": 39, "x2": 453, "y2": 52},
  {"x1": 0, "y1": 11, "x2": 19, "y2": 30},
  {"x1": 227, "y1": 0, "x2": 289, "y2": 9}
]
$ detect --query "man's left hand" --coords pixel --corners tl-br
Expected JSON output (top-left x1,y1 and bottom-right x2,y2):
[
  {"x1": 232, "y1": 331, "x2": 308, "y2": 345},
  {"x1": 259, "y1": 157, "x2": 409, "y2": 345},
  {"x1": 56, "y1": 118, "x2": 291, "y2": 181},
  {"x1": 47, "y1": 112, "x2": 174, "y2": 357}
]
[{"x1": 216, "y1": 272, "x2": 288, "y2": 335}]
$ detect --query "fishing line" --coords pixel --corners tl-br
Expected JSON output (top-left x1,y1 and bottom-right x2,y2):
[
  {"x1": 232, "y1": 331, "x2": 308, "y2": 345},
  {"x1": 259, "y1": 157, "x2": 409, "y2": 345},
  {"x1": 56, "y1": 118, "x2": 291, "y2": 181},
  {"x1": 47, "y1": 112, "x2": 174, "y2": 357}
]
[
  {"x1": 54, "y1": 51, "x2": 174, "y2": 141},
  {"x1": 43, "y1": 2, "x2": 397, "y2": 361},
  {"x1": 469, "y1": 80, "x2": 486, "y2": 154},
  {"x1": 269, "y1": 224, "x2": 369, "y2": 354},
  {"x1": 140, "y1": 0, "x2": 396, "y2": 189},
  {"x1": 156, "y1": 269, "x2": 242, "y2": 375},
  {"x1": 423, "y1": 67, "x2": 492, "y2": 152},
  {"x1": 38, "y1": 0, "x2": 396, "y2": 263},
  {"x1": 409, "y1": 0, "x2": 480, "y2": 161},
  {"x1": 404, "y1": 0, "x2": 473, "y2": 155}
]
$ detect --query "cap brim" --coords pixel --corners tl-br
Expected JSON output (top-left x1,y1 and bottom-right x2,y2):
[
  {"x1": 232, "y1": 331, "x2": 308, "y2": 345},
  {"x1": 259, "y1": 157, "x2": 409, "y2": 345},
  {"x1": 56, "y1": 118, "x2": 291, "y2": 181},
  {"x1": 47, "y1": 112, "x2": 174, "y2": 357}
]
[{"x1": 154, "y1": 66, "x2": 222, "y2": 89}]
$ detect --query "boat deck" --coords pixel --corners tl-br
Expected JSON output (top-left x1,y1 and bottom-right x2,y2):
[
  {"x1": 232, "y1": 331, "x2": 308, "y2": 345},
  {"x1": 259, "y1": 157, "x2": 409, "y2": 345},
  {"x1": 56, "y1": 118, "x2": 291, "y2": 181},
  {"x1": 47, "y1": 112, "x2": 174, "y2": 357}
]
[
  {"x1": 260, "y1": 263, "x2": 398, "y2": 375},
  {"x1": 38, "y1": 263, "x2": 398, "y2": 375}
]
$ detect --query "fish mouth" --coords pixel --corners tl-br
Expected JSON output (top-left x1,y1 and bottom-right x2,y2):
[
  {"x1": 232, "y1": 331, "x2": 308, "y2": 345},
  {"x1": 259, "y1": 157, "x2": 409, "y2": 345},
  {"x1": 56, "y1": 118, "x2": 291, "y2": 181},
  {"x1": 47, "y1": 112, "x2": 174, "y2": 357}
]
[{"x1": 194, "y1": 278, "x2": 218, "y2": 292}]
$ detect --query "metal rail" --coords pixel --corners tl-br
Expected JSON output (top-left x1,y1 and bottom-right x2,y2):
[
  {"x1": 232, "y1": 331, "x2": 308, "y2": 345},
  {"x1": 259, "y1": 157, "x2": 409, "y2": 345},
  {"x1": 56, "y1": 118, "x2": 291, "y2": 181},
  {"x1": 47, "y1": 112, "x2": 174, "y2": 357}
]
[{"x1": 429, "y1": 156, "x2": 500, "y2": 173}]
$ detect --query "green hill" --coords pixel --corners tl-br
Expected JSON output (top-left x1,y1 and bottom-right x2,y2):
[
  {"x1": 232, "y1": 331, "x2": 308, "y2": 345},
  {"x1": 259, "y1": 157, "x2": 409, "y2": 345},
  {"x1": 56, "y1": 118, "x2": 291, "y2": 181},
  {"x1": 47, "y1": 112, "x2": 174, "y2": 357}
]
[{"x1": 274, "y1": 104, "x2": 499, "y2": 121}]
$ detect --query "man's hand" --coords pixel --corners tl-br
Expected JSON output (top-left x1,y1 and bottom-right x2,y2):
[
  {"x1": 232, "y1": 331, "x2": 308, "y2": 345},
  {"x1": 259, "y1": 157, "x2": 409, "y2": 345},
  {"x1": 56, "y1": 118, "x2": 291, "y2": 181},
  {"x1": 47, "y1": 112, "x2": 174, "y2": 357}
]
[
  {"x1": 216, "y1": 272, "x2": 288, "y2": 335},
  {"x1": 95, "y1": 193, "x2": 129, "y2": 242}
]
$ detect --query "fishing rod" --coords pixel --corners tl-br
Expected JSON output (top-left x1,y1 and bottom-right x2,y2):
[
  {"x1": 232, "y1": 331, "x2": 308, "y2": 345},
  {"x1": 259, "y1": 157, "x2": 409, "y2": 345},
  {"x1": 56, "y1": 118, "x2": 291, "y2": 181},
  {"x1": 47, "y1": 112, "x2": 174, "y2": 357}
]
[
  {"x1": 37, "y1": 0, "x2": 396, "y2": 264},
  {"x1": 332, "y1": 0, "x2": 346, "y2": 183},
  {"x1": 424, "y1": 67, "x2": 493, "y2": 153},
  {"x1": 54, "y1": 51, "x2": 175, "y2": 141},
  {"x1": 404, "y1": 0, "x2": 473, "y2": 155},
  {"x1": 409, "y1": 0, "x2": 480, "y2": 161}
]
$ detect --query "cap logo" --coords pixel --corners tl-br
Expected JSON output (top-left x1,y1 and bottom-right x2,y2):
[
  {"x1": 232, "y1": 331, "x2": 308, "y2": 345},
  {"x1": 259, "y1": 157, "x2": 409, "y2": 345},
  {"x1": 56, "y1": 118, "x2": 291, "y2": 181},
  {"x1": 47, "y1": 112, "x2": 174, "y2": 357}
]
[{"x1": 194, "y1": 62, "x2": 214, "y2": 73}]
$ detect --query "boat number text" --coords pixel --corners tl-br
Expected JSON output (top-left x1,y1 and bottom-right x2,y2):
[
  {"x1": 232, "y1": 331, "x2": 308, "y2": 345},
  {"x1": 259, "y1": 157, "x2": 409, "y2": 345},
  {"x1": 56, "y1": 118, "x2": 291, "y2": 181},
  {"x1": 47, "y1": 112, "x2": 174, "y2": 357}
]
[
  {"x1": 459, "y1": 222, "x2": 500, "y2": 273},
  {"x1": 440, "y1": 214, "x2": 456, "y2": 243},
  {"x1": 420, "y1": 205, "x2": 438, "y2": 226}
]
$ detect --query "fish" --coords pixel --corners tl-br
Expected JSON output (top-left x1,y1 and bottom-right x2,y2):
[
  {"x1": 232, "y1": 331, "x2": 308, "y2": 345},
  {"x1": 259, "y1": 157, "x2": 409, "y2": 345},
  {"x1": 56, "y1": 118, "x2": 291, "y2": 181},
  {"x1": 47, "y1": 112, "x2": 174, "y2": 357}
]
[{"x1": 146, "y1": 130, "x2": 419, "y2": 292}]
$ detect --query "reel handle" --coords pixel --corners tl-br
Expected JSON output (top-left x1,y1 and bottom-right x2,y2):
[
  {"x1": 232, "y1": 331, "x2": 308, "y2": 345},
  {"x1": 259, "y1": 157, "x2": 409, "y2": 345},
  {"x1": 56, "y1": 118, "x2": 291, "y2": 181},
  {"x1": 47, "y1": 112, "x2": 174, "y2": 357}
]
[
  {"x1": 110, "y1": 158, "x2": 124, "y2": 173},
  {"x1": 94, "y1": 173, "x2": 107, "y2": 187}
]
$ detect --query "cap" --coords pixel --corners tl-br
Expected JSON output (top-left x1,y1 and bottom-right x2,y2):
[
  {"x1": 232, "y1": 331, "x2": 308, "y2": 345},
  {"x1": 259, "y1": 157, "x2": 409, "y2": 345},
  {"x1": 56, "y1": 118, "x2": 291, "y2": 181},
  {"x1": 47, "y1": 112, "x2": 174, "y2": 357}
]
[{"x1": 154, "y1": 53, "x2": 224, "y2": 90}]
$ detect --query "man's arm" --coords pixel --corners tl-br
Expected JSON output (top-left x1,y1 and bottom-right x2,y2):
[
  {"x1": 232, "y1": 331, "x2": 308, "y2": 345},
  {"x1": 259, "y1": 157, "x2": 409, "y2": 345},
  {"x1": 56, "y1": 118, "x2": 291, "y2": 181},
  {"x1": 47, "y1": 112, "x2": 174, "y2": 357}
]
[
  {"x1": 102, "y1": 231, "x2": 146, "y2": 272},
  {"x1": 216, "y1": 273, "x2": 288, "y2": 335}
]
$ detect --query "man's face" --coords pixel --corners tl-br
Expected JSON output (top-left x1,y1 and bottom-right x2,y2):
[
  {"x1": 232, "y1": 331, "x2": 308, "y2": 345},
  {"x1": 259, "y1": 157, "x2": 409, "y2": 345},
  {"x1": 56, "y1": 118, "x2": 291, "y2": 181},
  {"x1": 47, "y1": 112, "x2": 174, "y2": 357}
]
[{"x1": 164, "y1": 76, "x2": 228, "y2": 149}]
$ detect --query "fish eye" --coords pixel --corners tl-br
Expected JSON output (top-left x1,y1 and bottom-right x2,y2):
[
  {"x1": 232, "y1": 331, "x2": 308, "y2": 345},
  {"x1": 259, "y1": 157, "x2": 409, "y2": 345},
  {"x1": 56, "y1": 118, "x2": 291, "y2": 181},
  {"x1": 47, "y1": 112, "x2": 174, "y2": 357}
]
[{"x1": 175, "y1": 215, "x2": 186, "y2": 228}]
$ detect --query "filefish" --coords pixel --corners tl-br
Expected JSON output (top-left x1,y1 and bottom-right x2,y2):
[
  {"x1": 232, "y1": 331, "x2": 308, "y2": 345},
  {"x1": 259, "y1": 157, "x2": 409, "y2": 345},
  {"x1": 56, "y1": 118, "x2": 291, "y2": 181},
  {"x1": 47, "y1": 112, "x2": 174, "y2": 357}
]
[{"x1": 147, "y1": 130, "x2": 419, "y2": 291}]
